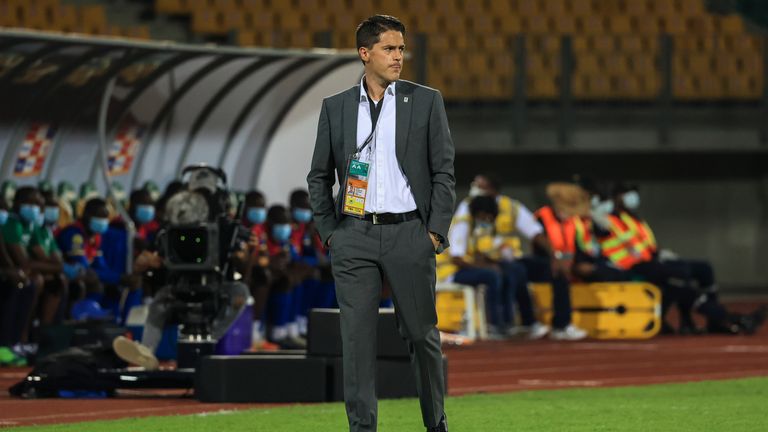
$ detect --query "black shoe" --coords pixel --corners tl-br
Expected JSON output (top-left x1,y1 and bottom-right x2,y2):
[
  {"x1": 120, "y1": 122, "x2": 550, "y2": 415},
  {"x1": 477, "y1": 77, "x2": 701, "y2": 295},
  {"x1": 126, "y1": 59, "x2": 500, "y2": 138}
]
[
  {"x1": 427, "y1": 414, "x2": 447, "y2": 432},
  {"x1": 736, "y1": 306, "x2": 767, "y2": 335},
  {"x1": 678, "y1": 323, "x2": 704, "y2": 335}
]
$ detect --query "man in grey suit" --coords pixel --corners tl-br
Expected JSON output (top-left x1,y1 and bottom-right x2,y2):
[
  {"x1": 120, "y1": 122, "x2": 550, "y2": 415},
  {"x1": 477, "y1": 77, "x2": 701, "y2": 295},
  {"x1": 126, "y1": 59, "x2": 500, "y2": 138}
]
[{"x1": 307, "y1": 15, "x2": 454, "y2": 432}]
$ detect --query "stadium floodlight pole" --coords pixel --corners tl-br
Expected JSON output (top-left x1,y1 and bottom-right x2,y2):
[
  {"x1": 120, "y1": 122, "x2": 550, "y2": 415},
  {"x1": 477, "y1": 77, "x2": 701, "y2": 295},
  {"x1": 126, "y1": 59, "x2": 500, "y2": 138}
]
[{"x1": 97, "y1": 76, "x2": 135, "y2": 275}]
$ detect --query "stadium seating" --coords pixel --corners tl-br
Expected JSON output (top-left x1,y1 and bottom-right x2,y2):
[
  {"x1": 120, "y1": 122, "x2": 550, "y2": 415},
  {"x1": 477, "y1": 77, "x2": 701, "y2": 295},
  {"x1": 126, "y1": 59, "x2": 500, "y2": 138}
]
[{"x1": 1, "y1": 0, "x2": 763, "y2": 102}]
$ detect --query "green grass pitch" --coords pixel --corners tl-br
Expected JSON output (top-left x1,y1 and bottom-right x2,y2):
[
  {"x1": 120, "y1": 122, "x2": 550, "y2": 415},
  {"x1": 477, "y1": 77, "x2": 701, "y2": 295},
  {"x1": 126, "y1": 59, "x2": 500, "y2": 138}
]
[{"x1": 10, "y1": 377, "x2": 768, "y2": 431}]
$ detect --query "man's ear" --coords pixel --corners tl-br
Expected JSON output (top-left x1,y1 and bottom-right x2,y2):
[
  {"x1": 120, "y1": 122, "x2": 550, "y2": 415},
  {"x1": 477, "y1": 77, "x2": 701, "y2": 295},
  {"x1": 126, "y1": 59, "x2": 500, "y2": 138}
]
[{"x1": 358, "y1": 46, "x2": 368, "y2": 63}]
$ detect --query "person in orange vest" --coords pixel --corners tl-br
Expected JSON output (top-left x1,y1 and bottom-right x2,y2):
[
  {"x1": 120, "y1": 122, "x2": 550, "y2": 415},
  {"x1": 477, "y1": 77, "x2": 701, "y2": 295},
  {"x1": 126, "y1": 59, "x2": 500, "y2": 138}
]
[
  {"x1": 574, "y1": 180, "x2": 765, "y2": 335},
  {"x1": 535, "y1": 182, "x2": 592, "y2": 280},
  {"x1": 611, "y1": 183, "x2": 766, "y2": 335}
]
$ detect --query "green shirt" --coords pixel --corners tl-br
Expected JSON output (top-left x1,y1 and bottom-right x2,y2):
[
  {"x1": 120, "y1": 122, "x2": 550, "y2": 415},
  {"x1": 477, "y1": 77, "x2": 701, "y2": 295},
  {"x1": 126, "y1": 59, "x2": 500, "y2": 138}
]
[
  {"x1": 1, "y1": 215, "x2": 35, "y2": 249},
  {"x1": 31, "y1": 225, "x2": 59, "y2": 257}
]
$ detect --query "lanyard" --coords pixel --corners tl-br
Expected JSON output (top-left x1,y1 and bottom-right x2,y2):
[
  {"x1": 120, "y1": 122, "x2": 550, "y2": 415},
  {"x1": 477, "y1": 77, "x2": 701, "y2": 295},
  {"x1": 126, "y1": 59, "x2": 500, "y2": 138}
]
[{"x1": 357, "y1": 81, "x2": 385, "y2": 155}]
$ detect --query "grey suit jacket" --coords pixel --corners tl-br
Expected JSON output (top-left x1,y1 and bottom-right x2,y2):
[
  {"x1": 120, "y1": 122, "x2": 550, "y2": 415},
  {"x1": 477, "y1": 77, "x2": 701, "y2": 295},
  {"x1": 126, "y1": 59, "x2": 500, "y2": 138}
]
[{"x1": 306, "y1": 79, "x2": 455, "y2": 253}]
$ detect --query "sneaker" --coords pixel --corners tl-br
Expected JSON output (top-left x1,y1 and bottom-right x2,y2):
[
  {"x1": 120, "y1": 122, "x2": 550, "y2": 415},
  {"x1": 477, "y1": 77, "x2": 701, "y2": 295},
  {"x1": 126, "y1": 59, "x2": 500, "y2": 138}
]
[
  {"x1": 112, "y1": 336, "x2": 159, "y2": 370},
  {"x1": 528, "y1": 322, "x2": 550, "y2": 340},
  {"x1": 248, "y1": 340, "x2": 280, "y2": 352},
  {"x1": 550, "y1": 324, "x2": 588, "y2": 341}
]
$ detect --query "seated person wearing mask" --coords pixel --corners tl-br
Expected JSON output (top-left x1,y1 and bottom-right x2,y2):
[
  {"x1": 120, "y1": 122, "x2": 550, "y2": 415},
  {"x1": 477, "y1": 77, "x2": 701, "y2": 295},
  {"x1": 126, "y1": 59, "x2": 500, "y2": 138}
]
[
  {"x1": 3, "y1": 187, "x2": 65, "y2": 358},
  {"x1": 573, "y1": 183, "x2": 765, "y2": 335},
  {"x1": 289, "y1": 189, "x2": 335, "y2": 336},
  {"x1": 57, "y1": 198, "x2": 128, "y2": 306},
  {"x1": 241, "y1": 190, "x2": 277, "y2": 350},
  {"x1": 457, "y1": 175, "x2": 586, "y2": 340},
  {"x1": 437, "y1": 195, "x2": 508, "y2": 336},
  {"x1": 0, "y1": 199, "x2": 30, "y2": 366}
]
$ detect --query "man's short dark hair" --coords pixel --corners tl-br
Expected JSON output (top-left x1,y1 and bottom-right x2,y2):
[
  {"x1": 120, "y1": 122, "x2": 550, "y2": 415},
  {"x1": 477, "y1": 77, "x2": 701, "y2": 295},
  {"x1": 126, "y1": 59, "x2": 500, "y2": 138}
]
[
  {"x1": 469, "y1": 196, "x2": 499, "y2": 219},
  {"x1": 83, "y1": 197, "x2": 107, "y2": 218},
  {"x1": 13, "y1": 186, "x2": 41, "y2": 211},
  {"x1": 356, "y1": 14, "x2": 405, "y2": 50},
  {"x1": 289, "y1": 189, "x2": 309, "y2": 208}
]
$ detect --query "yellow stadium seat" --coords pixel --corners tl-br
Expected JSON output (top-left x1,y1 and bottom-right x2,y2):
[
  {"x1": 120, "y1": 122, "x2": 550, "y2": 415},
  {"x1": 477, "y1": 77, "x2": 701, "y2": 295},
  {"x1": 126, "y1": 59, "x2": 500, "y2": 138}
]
[
  {"x1": 604, "y1": 54, "x2": 630, "y2": 75},
  {"x1": 524, "y1": 15, "x2": 550, "y2": 33},
  {"x1": 482, "y1": 34, "x2": 508, "y2": 51},
  {"x1": 517, "y1": 0, "x2": 543, "y2": 16},
  {"x1": 56, "y1": 4, "x2": 77, "y2": 31},
  {"x1": 415, "y1": 13, "x2": 439, "y2": 34},
  {"x1": 724, "y1": 74, "x2": 759, "y2": 99},
  {"x1": 552, "y1": 14, "x2": 576, "y2": 34},
  {"x1": 661, "y1": 15, "x2": 686, "y2": 34},
  {"x1": 306, "y1": 12, "x2": 330, "y2": 31},
  {"x1": 440, "y1": 14, "x2": 467, "y2": 31},
  {"x1": 490, "y1": 54, "x2": 515, "y2": 74},
  {"x1": 278, "y1": 12, "x2": 305, "y2": 30},
  {"x1": 680, "y1": 0, "x2": 705, "y2": 15},
  {"x1": 527, "y1": 52, "x2": 560, "y2": 75},
  {"x1": 591, "y1": 35, "x2": 616, "y2": 53},
  {"x1": 629, "y1": 53, "x2": 657, "y2": 75},
  {"x1": 624, "y1": 0, "x2": 651, "y2": 16},
  {"x1": 288, "y1": 30, "x2": 313, "y2": 48},
  {"x1": 428, "y1": 34, "x2": 449, "y2": 51},
  {"x1": 717, "y1": 15, "x2": 745, "y2": 34},
  {"x1": 543, "y1": 0, "x2": 566, "y2": 16},
  {"x1": 498, "y1": 15, "x2": 522, "y2": 33},
  {"x1": 607, "y1": 15, "x2": 632, "y2": 34},
  {"x1": 576, "y1": 53, "x2": 601, "y2": 74},
  {"x1": 466, "y1": 52, "x2": 489, "y2": 75},
  {"x1": 489, "y1": 0, "x2": 513, "y2": 14},
  {"x1": 568, "y1": 0, "x2": 593, "y2": 16},
  {"x1": 468, "y1": 14, "x2": 496, "y2": 34},
  {"x1": 332, "y1": 31, "x2": 355, "y2": 49},
  {"x1": 527, "y1": 74, "x2": 559, "y2": 99},
  {"x1": 79, "y1": 4, "x2": 107, "y2": 34},
  {"x1": 191, "y1": 8, "x2": 226, "y2": 34},
  {"x1": 673, "y1": 74, "x2": 697, "y2": 99},
  {"x1": 577, "y1": 15, "x2": 605, "y2": 35},
  {"x1": 526, "y1": 34, "x2": 561, "y2": 54},
  {"x1": 686, "y1": 15, "x2": 714, "y2": 34},
  {"x1": 631, "y1": 15, "x2": 660, "y2": 34}
]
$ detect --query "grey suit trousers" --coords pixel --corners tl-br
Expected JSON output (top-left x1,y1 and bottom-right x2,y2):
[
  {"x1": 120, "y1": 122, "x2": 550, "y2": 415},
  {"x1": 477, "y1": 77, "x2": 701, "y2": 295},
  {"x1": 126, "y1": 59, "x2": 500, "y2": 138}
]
[{"x1": 330, "y1": 215, "x2": 445, "y2": 432}]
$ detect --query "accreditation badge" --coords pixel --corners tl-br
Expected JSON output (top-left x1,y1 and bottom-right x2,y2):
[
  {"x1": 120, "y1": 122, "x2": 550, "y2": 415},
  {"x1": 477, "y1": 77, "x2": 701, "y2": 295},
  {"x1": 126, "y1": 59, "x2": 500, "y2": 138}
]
[{"x1": 342, "y1": 155, "x2": 369, "y2": 217}]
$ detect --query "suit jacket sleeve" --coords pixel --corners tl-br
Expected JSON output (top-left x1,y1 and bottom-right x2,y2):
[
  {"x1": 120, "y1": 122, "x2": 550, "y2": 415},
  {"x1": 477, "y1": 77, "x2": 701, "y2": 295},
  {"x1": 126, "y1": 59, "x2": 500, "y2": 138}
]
[
  {"x1": 306, "y1": 99, "x2": 338, "y2": 245},
  {"x1": 427, "y1": 90, "x2": 456, "y2": 253}
]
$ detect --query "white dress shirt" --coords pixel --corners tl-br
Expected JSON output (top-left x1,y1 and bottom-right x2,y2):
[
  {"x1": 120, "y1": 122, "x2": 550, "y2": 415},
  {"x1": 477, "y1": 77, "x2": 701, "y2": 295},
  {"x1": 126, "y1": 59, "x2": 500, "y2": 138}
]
[{"x1": 356, "y1": 77, "x2": 418, "y2": 214}]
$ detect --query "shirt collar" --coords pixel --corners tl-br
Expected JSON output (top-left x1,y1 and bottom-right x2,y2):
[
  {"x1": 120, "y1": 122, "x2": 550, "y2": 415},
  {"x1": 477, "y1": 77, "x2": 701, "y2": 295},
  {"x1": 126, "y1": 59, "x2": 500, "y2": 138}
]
[{"x1": 359, "y1": 76, "x2": 396, "y2": 103}]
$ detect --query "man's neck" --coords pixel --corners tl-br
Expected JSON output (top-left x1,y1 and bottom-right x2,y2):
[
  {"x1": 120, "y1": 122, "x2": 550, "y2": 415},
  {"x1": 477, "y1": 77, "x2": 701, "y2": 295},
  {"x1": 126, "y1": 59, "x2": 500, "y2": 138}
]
[{"x1": 364, "y1": 75, "x2": 390, "y2": 102}]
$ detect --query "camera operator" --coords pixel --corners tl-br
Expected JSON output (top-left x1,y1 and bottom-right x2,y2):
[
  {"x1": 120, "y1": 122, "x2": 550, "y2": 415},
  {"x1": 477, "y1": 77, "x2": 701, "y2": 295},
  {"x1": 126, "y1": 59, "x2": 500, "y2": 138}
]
[{"x1": 112, "y1": 167, "x2": 250, "y2": 369}]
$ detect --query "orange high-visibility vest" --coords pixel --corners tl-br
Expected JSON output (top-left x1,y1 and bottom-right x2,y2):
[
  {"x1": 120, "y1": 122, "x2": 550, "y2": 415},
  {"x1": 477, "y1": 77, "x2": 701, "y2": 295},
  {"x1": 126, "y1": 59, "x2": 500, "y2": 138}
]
[
  {"x1": 535, "y1": 205, "x2": 575, "y2": 258},
  {"x1": 620, "y1": 212, "x2": 657, "y2": 255},
  {"x1": 608, "y1": 214, "x2": 654, "y2": 262}
]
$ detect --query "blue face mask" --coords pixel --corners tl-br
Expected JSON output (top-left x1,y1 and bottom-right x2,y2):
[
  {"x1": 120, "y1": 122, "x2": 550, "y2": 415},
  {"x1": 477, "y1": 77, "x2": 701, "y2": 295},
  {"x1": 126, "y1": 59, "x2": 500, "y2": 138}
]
[
  {"x1": 592, "y1": 200, "x2": 614, "y2": 217},
  {"x1": 0, "y1": 210, "x2": 7, "y2": 225},
  {"x1": 272, "y1": 223, "x2": 292, "y2": 242},
  {"x1": 622, "y1": 191, "x2": 640, "y2": 210},
  {"x1": 89, "y1": 217, "x2": 109, "y2": 234},
  {"x1": 19, "y1": 204, "x2": 41, "y2": 224},
  {"x1": 292, "y1": 208, "x2": 313, "y2": 223},
  {"x1": 44, "y1": 206, "x2": 60, "y2": 225},
  {"x1": 247, "y1": 207, "x2": 267, "y2": 225},
  {"x1": 135, "y1": 204, "x2": 155, "y2": 224},
  {"x1": 35, "y1": 212, "x2": 45, "y2": 227}
]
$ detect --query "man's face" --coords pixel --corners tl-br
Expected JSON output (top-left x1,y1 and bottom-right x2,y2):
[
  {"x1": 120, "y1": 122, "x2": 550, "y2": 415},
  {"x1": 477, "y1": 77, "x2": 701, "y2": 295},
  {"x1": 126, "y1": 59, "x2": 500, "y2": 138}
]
[{"x1": 360, "y1": 30, "x2": 404, "y2": 85}]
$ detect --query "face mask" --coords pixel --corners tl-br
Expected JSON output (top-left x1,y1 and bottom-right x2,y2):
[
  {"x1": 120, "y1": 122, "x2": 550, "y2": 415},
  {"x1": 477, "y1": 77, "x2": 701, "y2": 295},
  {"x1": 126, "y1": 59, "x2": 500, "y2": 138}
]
[
  {"x1": 35, "y1": 212, "x2": 45, "y2": 227},
  {"x1": 135, "y1": 204, "x2": 155, "y2": 224},
  {"x1": 292, "y1": 208, "x2": 313, "y2": 223},
  {"x1": 247, "y1": 207, "x2": 267, "y2": 225},
  {"x1": 19, "y1": 204, "x2": 41, "y2": 224},
  {"x1": 622, "y1": 191, "x2": 640, "y2": 210},
  {"x1": 592, "y1": 200, "x2": 614, "y2": 217},
  {"x1": 89, "y1": 217, "x2": 109, "y2": 234},
  {"x1": 271, "y1": 223, "x2": 292, "y2": 242},
  {"x1": 473, "y1": 221, "x2": 494, "y2": 237},
  {"x1": 468, "y1": 185, "x2": 489, "y2": 198},
  {"x1": 0, "y1": 210, "x2": 7, "y2": 225},
  {"x1": 44, "y1": 206, "x2": 60, "y2": 225}
]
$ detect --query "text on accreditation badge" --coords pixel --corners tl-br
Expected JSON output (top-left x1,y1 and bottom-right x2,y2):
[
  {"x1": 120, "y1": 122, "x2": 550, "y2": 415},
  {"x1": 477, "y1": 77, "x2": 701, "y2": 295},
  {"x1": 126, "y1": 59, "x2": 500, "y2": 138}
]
[{"x1": 342, "y1": 157, "x2": 369, "y2": 217}]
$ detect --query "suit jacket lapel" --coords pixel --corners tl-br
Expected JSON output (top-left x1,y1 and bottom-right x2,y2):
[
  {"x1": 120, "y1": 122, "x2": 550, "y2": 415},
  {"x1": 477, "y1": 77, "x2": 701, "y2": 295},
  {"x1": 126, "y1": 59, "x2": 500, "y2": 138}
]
[
  {"x1": 343, "y1": 86, "x2": 359, "y2": 157},
  {"x1": 395, "y1": 81, "x2": 412, "y2": 165}
]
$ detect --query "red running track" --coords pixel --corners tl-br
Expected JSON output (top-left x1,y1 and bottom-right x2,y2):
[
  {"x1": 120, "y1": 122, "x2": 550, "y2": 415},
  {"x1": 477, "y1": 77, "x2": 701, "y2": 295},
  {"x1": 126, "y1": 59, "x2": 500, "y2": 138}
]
[{"x1": 1, "y1": 302, "x2": 766, "y2": 428}]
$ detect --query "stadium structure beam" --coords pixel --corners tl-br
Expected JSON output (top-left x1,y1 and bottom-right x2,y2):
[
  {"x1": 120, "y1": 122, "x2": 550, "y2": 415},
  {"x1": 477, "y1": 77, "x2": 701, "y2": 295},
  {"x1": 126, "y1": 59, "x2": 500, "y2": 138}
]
[{"x1": 176, "y1": 56, "x2": 280, "y2": 176}]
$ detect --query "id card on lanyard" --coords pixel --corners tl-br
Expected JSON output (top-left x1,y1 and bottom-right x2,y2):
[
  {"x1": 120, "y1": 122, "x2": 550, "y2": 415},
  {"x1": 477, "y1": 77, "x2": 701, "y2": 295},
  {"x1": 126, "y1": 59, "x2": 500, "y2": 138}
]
[{"x1": 342, "y1": 84, "x2": 384, "y2": 218}]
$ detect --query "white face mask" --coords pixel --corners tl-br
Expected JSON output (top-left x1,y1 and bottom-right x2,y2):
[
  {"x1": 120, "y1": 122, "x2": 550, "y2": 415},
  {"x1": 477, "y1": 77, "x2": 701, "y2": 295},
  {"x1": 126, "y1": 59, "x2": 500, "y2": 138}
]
[
  {"x1": 622, "y1": 191, "x2": 640, "y2": 210},
  {"x1": 469, "y1": 185, "x2": 488, "y2": 198}
]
